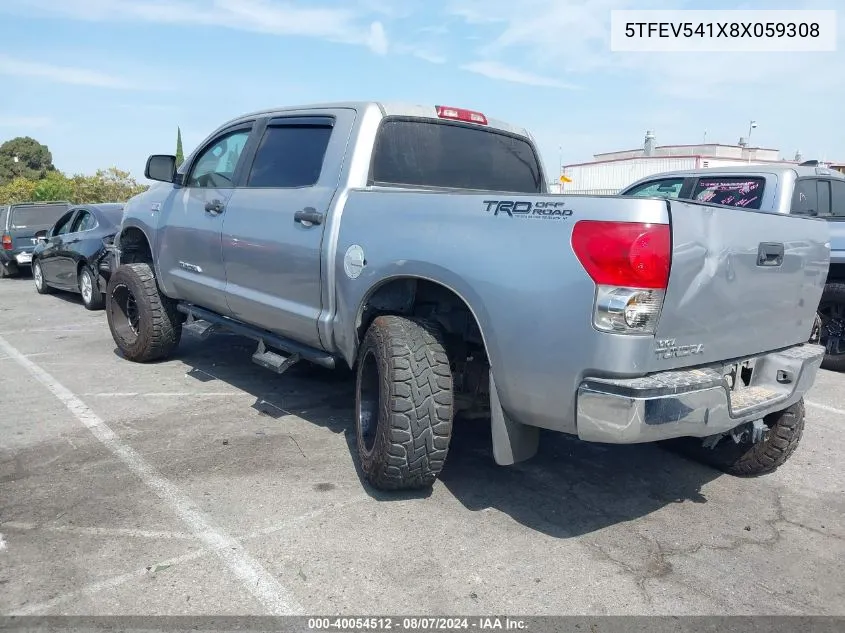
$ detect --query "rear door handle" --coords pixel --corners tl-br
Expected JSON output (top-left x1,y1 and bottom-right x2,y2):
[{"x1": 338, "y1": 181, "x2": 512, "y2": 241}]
[
  {"x1": 205, "y1": 199, "x2": 225, "y2": 215},
  {"x1": 294, "y1": 208, "x2": 324, "y2": 226},
  {"x1": 757, "y1": 242, "x2": 784, "y2": 267}
]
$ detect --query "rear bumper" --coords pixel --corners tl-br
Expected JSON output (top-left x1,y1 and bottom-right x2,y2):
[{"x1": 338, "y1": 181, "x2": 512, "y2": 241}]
[
  {"x1": 1, "y1": 248, "x2": 34, "y2": 266},
  {"x1": 576, "y1": 343, "x2": 824, "y2": 444}
]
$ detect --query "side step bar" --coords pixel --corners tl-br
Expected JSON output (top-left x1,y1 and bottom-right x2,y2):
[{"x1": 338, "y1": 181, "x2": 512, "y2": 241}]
[{"x1": 176, "y1": 303, "x2": 336, "y2": 370}]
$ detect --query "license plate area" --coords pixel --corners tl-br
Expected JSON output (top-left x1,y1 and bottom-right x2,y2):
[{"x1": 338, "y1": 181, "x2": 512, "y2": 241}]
[{"x1": 722, "y1": 357, "x2": 757, "y2": 393}]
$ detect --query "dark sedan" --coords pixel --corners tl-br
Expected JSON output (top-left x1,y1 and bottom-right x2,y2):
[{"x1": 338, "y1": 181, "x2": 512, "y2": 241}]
[{"x1": 32, "y1": 203, "x2": 125, "y2": 310}]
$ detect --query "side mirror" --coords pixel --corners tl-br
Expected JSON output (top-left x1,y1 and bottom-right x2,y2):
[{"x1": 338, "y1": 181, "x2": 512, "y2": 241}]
[{"x1": 145, "y1": 154, "x2": 177, "y2": 183}]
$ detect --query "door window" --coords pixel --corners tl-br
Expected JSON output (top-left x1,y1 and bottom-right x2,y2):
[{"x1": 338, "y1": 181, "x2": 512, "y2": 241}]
[
  {"x1": 791, "y1": 179, "x2": 819, "y2": 215},
  {"x1": 52, "y1": 211, "x2": 76, "y2": 236},
  {"x1": 246, "y1": 125, "x2": 333, "y2": 188},
  {"x1": 623, "y1": 178, "x2": 684, "y2": 199},
  {"x1": 831, "y1": 180, "x2": 845, "y2": 217},
  {"x1": 691, "y1": 177, "x2": 765, "y2": 209},
  {"x1": 70, "y1": 210, "x2": 98, "y2": 233},
  {"x1": 186, "y1": 129, "x2": 251, "y2": 188}
]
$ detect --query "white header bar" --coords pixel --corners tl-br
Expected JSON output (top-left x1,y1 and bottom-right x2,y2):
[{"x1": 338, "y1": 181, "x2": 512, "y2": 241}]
[{"x1": 610, "y1": 10, "x2": 837, "y2": 52}]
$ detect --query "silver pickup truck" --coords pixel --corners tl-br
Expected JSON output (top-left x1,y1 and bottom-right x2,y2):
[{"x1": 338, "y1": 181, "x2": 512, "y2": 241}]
[
  {"x1": 106, "y1": 102, "x2": 829, "y2": 491},
  {"x1": 621, "y1": 164, "x2": 845, "y2": 371}
]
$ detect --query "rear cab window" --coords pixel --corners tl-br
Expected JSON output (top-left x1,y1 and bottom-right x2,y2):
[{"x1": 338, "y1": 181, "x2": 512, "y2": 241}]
[
  {"x1": 370, "y1": 119, "x2": 543, "y2": 193},
  {"x1": 691, "y1": 177, "x2": 765, "y2": 209},
  {"x1": 10, "y1": 204, "x2": 71, "y2": 231}
]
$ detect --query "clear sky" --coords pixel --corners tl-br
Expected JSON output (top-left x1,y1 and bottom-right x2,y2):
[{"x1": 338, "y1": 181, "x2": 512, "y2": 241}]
[{"x1": 0, "y1": 0, "x2": 842, "y2": 182}]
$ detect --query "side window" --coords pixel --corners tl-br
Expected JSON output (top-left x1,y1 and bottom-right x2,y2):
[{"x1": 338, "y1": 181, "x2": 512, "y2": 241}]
[
  {"x1": 186, "y1": 129, "x2": 251, "y2": 188},
  {"x1": 792, "y1": 179, "x2": 819, "y2": 215},
  {"x1": 623, "y1": 178, "x2": 684, "y2": 199},
  {"x1": 0, "y1": 207, "x2": 7, "y2": 231},
  {"x1": 52, "y1": 212, "x2": 76, "y2": 236},
  {"x1": 831, "y1": 180, "x2": 845, "y2": 218},
  {"x1": 246, "y1": 125, "x2": 333, "y2": 188},
  {"x1": 817, "y1": 180, "x2": 832, "y2": 216},
  {"x1": 70, "y1": 210, "x2": 97, "y2": 233},
  {"x1": 691, "y1": 177, "x2": 765, "y2": 209}
]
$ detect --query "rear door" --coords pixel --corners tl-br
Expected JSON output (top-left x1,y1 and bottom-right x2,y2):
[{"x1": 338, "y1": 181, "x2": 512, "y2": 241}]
[
  {"x1": 222, "y1": 110, "x2": 353, "y2": 349},
  {"x1": 648, "y1": 199, "x2": 829, "y2": 372},
  {"x1": 40, "y1": 210, "x2": 79, "y2": 285},
  {"x1": 156, "y1": 123, "x2": 254, "y2": 316}
]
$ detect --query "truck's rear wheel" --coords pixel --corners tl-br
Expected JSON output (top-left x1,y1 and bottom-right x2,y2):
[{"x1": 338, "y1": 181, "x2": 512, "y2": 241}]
[
  {"x1": 817, "y1": 282, "x2": 845, "y2": 372},
  {"x1": 665, "y1": 400, "x2": 805, "y2": 477},
  {"x1": 106, "y1": 263, "x2": 182, "y2": 362},
  {"x1": 355, "y1": 315, "x2": 454, "y2": 490}
]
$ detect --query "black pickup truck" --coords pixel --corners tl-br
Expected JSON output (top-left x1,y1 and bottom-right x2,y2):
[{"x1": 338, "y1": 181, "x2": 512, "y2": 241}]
[{"x1": 1, "y1": 201, "x2": 71, "y2": 278}]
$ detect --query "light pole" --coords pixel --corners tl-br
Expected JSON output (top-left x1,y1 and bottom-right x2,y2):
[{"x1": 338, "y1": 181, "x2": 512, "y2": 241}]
[{"x1": 747, "y1": 120, "x2": 757, "y2": 145}]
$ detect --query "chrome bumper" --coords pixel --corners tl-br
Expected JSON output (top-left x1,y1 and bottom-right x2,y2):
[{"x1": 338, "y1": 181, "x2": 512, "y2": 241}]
[{"x1": 576, "y1": 343, "x2": 824, "y2": 444}]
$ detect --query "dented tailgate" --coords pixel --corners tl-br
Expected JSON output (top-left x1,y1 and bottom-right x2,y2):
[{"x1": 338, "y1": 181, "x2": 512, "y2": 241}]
[{"x1": 648, "y1": 200, "x2": 830, "y2": 372}]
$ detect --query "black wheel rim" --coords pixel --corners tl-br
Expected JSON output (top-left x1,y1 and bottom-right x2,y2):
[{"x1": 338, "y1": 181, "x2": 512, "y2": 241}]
[
  {"x1": 357, "y1": 350, "x2": 380, "y2": 454},
  {"x1": 110, "y1": 283, "x2": 141, "y2": 345},
  {"x1": 817, "y1": 302, "x2": 845, "y2": 357}
]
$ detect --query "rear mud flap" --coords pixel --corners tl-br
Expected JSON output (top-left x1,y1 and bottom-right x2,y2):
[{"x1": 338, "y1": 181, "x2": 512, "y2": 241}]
[{"x1": 490, "y1": 372, "x2": 539, "y2": 465}]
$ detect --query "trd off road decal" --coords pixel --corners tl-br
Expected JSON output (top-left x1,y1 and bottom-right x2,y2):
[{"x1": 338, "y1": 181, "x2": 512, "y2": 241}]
[{"x1": 483, "y1": 200, "x2": 573, "y2": 220}]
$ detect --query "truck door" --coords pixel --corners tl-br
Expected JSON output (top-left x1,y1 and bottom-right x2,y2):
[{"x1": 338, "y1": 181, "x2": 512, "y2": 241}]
[
  {"x1": 155, "y1": 123, "x2": 254, "y2": 317},
  {"x1": 221, "y1": 110, "x2": 355, "y2": 350}
]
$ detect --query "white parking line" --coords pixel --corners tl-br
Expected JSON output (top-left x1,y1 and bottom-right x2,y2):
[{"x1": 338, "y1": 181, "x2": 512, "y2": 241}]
[
  {"x1": 79, "y1": 392, "x2": 240, "y2": 398},
  {"x1": 806, "y1": 400, "x2": 845, "y2": 416},
  {"x1": 0, "y1": 334, "x2": 302, "y2": 616}
]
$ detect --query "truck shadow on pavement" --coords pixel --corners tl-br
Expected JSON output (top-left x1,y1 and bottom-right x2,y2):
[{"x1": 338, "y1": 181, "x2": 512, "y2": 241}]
[{"x1": 170, "y1": 334, "x2": 722, "y2": 539}]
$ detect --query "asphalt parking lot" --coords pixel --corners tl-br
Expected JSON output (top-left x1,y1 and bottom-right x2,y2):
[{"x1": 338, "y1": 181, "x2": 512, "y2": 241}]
[{"x1": 1, "y1": 273, "x2": 844, "y2": 617}]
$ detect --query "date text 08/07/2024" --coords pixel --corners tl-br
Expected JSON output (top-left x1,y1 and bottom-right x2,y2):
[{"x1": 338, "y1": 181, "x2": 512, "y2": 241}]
[{"x1": 307, "y1": 617, "x2": 528, "y2": 631}]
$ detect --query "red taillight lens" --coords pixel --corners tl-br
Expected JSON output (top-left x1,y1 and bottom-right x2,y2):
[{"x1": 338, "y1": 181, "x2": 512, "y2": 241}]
[
  {"x1": 571, "y1": 221, "x2": 670, "y2": 289},
  {"x1": 435, "y1": 105, "x2": 488, "y2": 125},
  {"x1": 1, "y1": 234, "x2": 11, "y2": 250}
]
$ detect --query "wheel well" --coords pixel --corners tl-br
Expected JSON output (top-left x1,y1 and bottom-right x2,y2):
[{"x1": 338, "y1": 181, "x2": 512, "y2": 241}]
[
  {"x1": 828, "y1": 262, "x2": 845, "y2": 283},
  {"x1": 357, "y1": 278, "x2": 490, "y2": 416},
  {"x1": 119, "y1": 227, "x2": 153, "y2": 265}
]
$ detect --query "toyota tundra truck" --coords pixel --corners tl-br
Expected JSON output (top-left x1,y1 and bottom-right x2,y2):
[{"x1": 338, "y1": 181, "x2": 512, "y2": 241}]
[{"x1": 105, "y1": 102, "x2": 830, "y2": 490}]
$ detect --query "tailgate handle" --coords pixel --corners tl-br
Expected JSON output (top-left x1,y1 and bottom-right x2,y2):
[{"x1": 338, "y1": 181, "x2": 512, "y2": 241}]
[{"x1": 757, "y1": 242, "x2": 784, "y2": 267}]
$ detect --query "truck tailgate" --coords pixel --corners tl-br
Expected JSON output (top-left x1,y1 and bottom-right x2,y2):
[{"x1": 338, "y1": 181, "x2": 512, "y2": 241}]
[{"x1": 649, "y1": 200, "x2": 829, "y2": 372}]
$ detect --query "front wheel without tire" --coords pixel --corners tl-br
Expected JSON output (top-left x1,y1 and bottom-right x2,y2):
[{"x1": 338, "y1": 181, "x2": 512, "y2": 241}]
[
  {"x1": 817, "y1": 282, "x2": 845, "y2": 372},
  {"x1": 106, "y1": 263, "x2": 182, "y2": 362},
  {"x1": 355, "y1": 315, "x2": 454, "y2": 490},
  {"x1": 79, "y1": 266, "x2": 104, "y2": 310},
  {"x1": 663, "y1": 400, "x2": 805, "y2": 477}
]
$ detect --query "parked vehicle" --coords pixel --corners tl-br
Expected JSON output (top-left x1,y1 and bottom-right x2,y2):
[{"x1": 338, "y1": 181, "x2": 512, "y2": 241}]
[
  {"x1": 620, "y1": 165, "x2": 845, "y2": 371},
  {"x1": 1, "y1": 201, "x2": 71, "y2": 278},
  {"x1": 105, "y1": 102, "x2": 828, "y2": 491},
  {"x1": 32, "y1": 203, "x2": 125, "y2": 310}
]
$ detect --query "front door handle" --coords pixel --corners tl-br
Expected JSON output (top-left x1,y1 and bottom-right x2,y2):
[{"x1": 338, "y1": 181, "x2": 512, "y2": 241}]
[
  {"x1": 294, "y1": 208, "x2": 324, "y2": 226},
  {"x1": 757, "y1": 242, "x2": 784, "y2": 267},
  {"x1": 205, "y1": 199, "x2": 225, "y2": 215}
]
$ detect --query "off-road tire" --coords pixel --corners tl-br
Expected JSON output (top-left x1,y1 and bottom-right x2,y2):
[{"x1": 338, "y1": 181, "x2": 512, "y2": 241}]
[
  {"x1": 664, "y1": 399, "x2": 805, "y2": 477},
  {"x1": 355, "y1": 315, "x2": 454, "y2": 490},
  {"x1": 79, "y1": 266, "x2": 105, "y2": 311},
  {"x1": 32, "y1": 259, "x2": 52, "y2": 294},
  {"x1": 106, "y1": 263, "x2": 182, "y2": 362},
  {"x1": 818, "y1": 282, "x2": 845, "y2": 372}
]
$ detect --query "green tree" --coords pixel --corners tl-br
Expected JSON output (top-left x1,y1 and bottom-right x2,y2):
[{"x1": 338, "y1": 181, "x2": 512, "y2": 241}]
[
  {"x1": 0, "y1": 176, "x2": 37, "y2": 205},
  {"x1": 32, "y1": 171, "x2": 73, "y2": 201},
  {"x1": 0, "y1": 136, "x2": 56, "y2": 185},
  {"x1": 175, "y1": 127, "x2": 184, "y2": 168}
]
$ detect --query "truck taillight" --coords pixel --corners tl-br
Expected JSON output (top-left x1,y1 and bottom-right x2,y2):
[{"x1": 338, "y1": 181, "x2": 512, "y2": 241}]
[
  {"x1": 572, "y1": 221, "x2": 671, "y2": 335},
  {"x1": 1, "y1": 234, "x2": 11, "y2": 250},
  {"x1": 435, "y1": 105, "x2": 488, "y2": 125}
]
